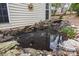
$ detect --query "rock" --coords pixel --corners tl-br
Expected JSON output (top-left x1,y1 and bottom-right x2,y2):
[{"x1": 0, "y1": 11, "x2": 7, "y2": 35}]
[
  {"x1": 42, "y1": 50, "x2": 48, "y2": 56},
  {"x1": 75, "y1": 38, "x2": 79, "y2": 42},
  {"x1": 62, "y1": 39, "x2": 79, "y2": 52},
  {"x1": 46, "y1": 51, "x2": 53, "y2": 56},
  {"x1": 76, "y1": 47, "x2": 79, "y2": 56},
  {"x1": 0, "y1": 34, "x2": 4, "y2": 42},
  {"x1": 47, "y1": 54, "x2": 52, "y2": 56},
  {"x1": 67, "y1": 51, "x2": 77, "y2": 56},
  {"x1": 59, "y1": 20, "x2": 70, "y2": 28},
  {"x1": 17, "y1": 29, "x2": 50, "y2": 50},
  {"x1": 22, "y1": 48, "x2": 40, "y2": 56},
  {"x1": 4, "y1": 49, "x2": 21, "y2": 56},
  {"x1": 0, "y1": 35, "x2": 14, "y2": 43},
  {"x1": 59, "y1": 50, "x2": 77, "y2": 56},
  {"x1": 57, "y1": 50, "x2": 67, "y2": 56},
  {"x1": 0, "y1": 38, "x2": 7, "y2": 43},
  {"x1": 4, "y1": 35, "x2": 14, "y2": 40},
  {"x1": 50, "y1": 20, "x2": 70, "y2": 31},
  {"x1": 0, "y1": 34, "x2": 3, "y2": 38},
  {"x1": 20, "y1": 53, "x2": 31, "y2": 56}
]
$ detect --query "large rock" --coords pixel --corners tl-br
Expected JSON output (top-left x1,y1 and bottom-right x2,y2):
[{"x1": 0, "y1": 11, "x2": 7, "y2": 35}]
[
  {"x1": 62, "y1": 39, "x2": 79, "y2": 52},
  {"x1": 50, "y1": 20, "x2": 70, "y2": 32},
  {"x1": 0, "y1": 35, "x2": 14, "y2": 43},
  {"x1": 17, "y1": 29, "x2": 50, "y2": 50}
]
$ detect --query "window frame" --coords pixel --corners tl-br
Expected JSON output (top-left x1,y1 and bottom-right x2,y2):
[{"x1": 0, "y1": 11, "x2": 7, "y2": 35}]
[{"x1": 0, "y1": 3, "x2": 9, "y2": 24}]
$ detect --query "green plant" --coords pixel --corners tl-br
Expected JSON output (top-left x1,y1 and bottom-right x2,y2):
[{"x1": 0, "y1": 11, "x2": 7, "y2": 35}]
[
  {"x1": 59, "y1": 26, "x2": 76, "y2": 39},
  {"x1": 70, "y1": 3, "x2": 79, "y2": 16}
]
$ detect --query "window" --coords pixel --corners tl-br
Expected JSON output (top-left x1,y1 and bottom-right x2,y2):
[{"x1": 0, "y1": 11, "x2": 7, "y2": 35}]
[
  {"x1": 46, "y1": 3, "x2": 49, "y2": 20},
  {"x1": 0, "y1": 3, "x2": 9, "y2": 23},
  {"x1": 46, "y1": 3, "x2": 49, "y2": 9},
  {"x1": 46, "y1": 10, "x2": 49, "y2": 19}
]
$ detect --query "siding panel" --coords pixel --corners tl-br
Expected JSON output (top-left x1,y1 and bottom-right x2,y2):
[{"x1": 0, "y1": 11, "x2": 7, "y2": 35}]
[{"x1": 0, "y1": 3, "x2": 46, "y2": 29}]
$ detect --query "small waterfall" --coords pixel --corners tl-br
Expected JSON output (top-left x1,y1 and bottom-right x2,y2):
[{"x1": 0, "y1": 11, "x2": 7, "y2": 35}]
[{"x1": 50, "y1": 34, "x2": 63, "y2": 55}]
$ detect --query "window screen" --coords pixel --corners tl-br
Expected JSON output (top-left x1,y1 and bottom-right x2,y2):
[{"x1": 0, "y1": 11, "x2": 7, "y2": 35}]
[{"x1": 0, "y1": 3, "x2": 9, "y2": 23}]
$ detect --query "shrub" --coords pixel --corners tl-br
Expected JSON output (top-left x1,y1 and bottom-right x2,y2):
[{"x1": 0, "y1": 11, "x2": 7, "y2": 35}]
[
  {"x1": 59, "y1": 26, "x2": 76, "y2": 39},
  {"x1": 70, "y1": 3, "x2": 79, "y2": 16}
]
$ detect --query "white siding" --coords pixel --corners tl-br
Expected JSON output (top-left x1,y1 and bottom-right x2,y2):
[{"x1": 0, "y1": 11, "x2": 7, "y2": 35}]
[{"x1": 0, "y1": 3, "x2": 46, "y2": 29}]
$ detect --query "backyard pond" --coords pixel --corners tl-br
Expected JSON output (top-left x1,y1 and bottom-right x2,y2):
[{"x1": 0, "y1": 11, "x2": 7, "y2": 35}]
[{"x1": 0, "y1": 19, "x2": 79, "y2": 56}]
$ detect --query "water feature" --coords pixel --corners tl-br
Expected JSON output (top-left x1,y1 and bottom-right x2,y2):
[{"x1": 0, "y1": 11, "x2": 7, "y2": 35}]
[{"x1": 50, "y1": 33, "x2": 63, "y2": 55}]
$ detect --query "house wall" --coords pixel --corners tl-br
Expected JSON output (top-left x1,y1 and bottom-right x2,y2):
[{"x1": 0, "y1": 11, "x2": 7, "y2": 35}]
[{"x1": 0, "y1": 3, "x2": 46, "y2": 29}]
